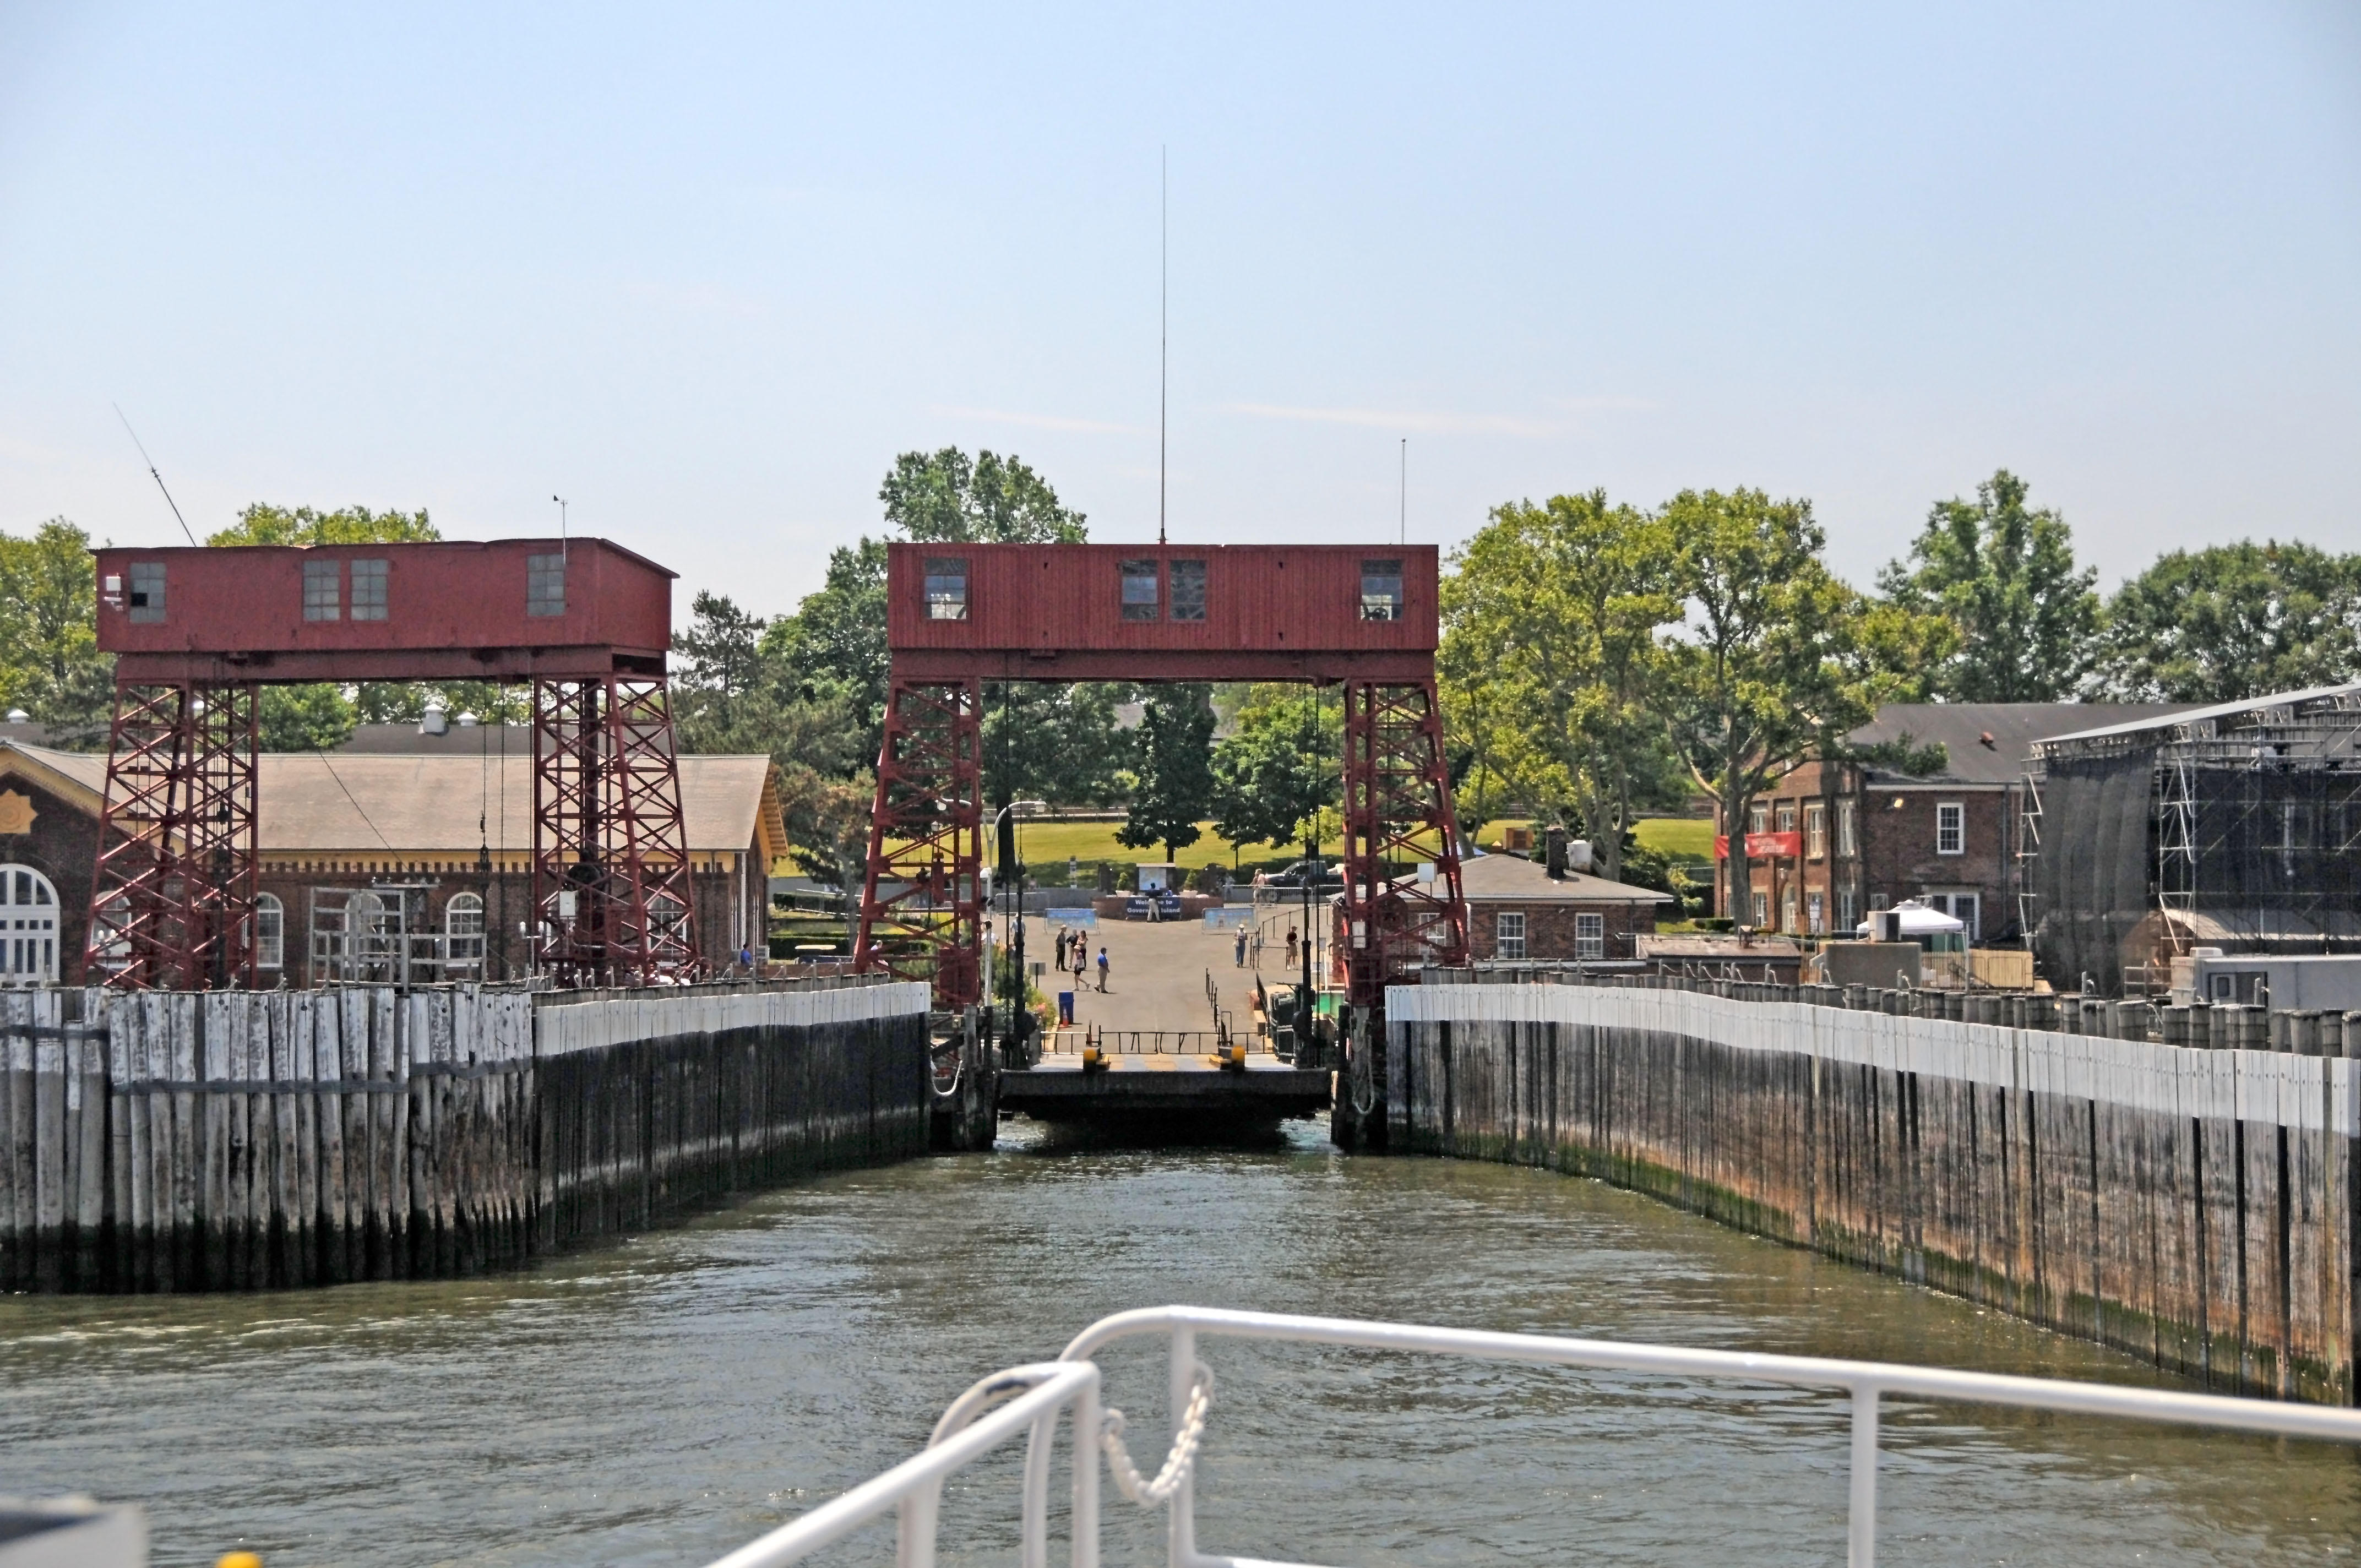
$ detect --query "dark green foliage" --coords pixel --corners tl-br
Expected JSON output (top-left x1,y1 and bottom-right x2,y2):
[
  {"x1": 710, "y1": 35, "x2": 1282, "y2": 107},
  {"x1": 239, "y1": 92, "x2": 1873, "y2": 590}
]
[
  {"x1": 1210, "y1": 688, "x2": 1337, "y2": 851},
  {"x1": 2092, "y1": 541, "x2": 2361, "y2": 702},
  {"x1": 1878, "y1": 470, "x2": 2100, "y2": 701},
  {"x1": 1117, "y1": 683, "x2": 1217, "y2": 862},
  {"x1": 0, "y1": 518, "x2": 114, "y2": 746}
]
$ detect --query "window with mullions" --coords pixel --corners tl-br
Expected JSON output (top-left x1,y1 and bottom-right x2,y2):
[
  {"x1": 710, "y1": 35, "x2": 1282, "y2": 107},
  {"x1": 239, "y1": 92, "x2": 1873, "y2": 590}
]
[
  {"x1": 303, "y1": 559, "x2": 341, "y2": 622},
  {"x1": 1169, "y1": 559, "x2": 1206, "y2": 622},
  {"x1": 350, "y1": 559, "x2": 389, "y2": 621},
  {"x1": 1495, "y1": 910, "x2": 1526, "y2": 960},
  {"x1": 127, "y1": 562, "x2": 166, "y2": 624},
  {"x1": 923, "y1": 557, "x2": 969, "y2": 620},
  {"x1": 1575, "y1": 912, "x2": 1604, "y2": 960},
  {"x1": 527, "y1": 554, "x2": 568, "y2": 617},
  {"x1": 1120, "y1": 559, "x2": 1160, "y2": 621},
  {"x1": 1360, "y1": 559, "x2": 1404, "y2": 621}
]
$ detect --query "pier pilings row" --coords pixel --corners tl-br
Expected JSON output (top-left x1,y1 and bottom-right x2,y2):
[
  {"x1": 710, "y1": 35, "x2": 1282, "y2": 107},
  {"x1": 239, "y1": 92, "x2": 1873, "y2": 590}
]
[{"x1": 0, "y1": 978, "x2": 932, "y2": 1293}]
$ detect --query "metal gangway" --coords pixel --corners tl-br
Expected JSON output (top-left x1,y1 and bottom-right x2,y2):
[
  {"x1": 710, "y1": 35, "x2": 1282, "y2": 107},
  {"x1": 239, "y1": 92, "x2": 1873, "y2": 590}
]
[{"x1": 704, "y1": 1304, "x2": 2361, "y2": 1568}]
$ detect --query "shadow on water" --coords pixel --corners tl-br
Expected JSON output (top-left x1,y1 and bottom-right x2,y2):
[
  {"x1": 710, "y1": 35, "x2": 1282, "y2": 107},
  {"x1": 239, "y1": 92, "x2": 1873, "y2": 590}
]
[{"x1": 999, "y1": 1109, "x2": 1300, "y2": 1153}]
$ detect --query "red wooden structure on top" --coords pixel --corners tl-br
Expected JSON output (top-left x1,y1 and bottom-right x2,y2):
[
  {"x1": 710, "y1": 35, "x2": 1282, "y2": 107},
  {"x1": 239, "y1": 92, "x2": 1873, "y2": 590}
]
[
  {"x1": 88, "y1": 538, "x2": 699, "y2": 990},
  {"x1": 855, "y1": 542, "x2": 1470, "y2": 1016}
]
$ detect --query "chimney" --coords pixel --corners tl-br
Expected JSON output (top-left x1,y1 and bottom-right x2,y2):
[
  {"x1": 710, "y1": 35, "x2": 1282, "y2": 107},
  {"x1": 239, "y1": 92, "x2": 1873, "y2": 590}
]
[{"x1": 1543, "y1": 825, "x2": 1568, "y2": 879}]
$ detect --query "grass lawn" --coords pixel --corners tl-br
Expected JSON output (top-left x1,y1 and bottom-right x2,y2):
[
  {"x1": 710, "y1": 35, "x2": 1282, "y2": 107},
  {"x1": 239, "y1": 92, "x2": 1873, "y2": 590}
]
[
  {"x1": 987, "y1": 819, "x2": 1334, "y2": 875},
  {"x1": 1471, "y1": 816, "x2": 1716, "y2": 863}
]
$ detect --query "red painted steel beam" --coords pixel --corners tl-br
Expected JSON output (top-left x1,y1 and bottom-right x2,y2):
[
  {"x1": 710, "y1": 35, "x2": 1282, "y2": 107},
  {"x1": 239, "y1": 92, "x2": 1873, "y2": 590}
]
[{"x1": 887, "y1": 649, "x2": 1438, "y2": 684}]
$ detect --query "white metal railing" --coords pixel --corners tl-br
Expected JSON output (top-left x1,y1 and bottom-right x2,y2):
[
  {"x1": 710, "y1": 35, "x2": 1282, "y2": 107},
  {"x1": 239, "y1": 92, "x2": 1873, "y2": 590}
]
[{"x1": 706, "y1": 1304, "x2": 2361, "y2": 1568}]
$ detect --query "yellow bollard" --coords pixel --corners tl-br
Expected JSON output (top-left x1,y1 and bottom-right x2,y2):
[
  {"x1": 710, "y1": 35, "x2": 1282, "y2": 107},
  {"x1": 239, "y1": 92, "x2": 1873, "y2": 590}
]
[{"x1": 218, "y1": 1554, "x2": 264, "y2": 1568}]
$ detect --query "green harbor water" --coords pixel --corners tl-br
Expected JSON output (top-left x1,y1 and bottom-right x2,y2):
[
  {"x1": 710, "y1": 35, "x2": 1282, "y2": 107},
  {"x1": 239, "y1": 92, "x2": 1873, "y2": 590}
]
[{"x1": 3, "y1": 1117, "x2": 2357, "y2": 1566}]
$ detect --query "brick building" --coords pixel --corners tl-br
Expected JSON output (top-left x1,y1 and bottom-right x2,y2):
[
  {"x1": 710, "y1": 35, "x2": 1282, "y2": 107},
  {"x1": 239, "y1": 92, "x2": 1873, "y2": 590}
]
[
  {"x1": 1713, "y1": 703, "x2": 2191, "y2": 946},
  {"x1": 1457, "y1": 849, "x2": 1672, "y2": 962},
  {"x1": 0, "y1": 729, "x2": 784, "y2": 987}
]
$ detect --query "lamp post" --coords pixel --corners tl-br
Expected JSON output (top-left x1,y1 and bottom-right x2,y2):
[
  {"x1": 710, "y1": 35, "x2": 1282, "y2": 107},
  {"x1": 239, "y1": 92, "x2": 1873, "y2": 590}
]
[{"x1": 994, "y1": 800, "x2": 1048, "y2": 1066}]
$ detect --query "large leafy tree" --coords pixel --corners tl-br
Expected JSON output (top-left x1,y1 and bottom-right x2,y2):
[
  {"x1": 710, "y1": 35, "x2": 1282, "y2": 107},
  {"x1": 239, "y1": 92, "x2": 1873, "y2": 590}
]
[
  {"x1": 984, "y1": 683, "x2": 1132, "y2": 811},
  {"x1": 1117, "y1": 683, "x2": 1217, "y2": 863},
  {"x1": 1210, "y1": 687, "x2": 1339, "y2": 852},
  {"x1": 0, "y1": 518, "x2": 114, "y2": 745},
  {"x1": 1439, "y1": 491, "x2": 1683, "y2": 884},
  {"x1": 1664, "y1": 488, "x2": 1948, "y2": 923},
  {"x1": 1877, "y1": 470, "x2": 2100, "y2": 701},
  {"x1": 2090, "y1": 541, "x2": 2361, "y2": 702}
]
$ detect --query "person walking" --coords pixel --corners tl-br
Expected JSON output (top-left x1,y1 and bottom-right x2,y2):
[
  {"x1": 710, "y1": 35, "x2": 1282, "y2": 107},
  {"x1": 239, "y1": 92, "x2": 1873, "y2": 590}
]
[
  {"x1": 1233, "y1": 924, "x2": 1248, "y2": 967},
  {"x1": 1095, "y1": 945, "x2": 1111, "y2": 992},
  {"x1": 1054, "y1": 928, "x2": 1069, "y2": 970}
]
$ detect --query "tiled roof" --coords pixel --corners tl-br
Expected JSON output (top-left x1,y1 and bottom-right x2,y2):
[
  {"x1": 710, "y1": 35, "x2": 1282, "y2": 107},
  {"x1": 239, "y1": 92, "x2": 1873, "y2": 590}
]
[
  {"x1": 1848, "y1": 703, "x2": 2199, "y2": 786},
  {"x1": 0, "y1": 742, "x2": 781, "y2": 858},
  {"x1": 1456, "y1": 850, "x2": 1673, "y2": 904}
]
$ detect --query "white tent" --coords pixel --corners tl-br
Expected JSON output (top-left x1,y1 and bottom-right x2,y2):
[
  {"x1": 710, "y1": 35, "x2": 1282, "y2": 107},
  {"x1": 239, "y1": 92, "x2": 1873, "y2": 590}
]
[{"x1": 1854, "y1": 898, "x2": 1966, "y2": 938}]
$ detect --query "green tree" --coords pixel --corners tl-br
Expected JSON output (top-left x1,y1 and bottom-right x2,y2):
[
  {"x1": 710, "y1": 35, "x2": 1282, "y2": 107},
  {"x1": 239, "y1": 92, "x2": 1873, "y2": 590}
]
[
  {"x1": 1210, "y1": 688, "x2": 1339, "y2": 852},
  {"x1": 2091, "y1": 541, "x2": 2361, "y2": 703},
  {"x1": 1439, "y1": 491, "x2": 1684, "y2": 884},
  {"x1": 879, "y1": 448, "x2": 1090, "y2": 545},
  {"x1": 206, "y1": 502, "x2": 440, "y2": 548},
  {"x1": 0, "y1": 518, "x2": 114, "y2": 746},
  {"x1": 984, "y1": 683, "x2": 1132, "y2": 810},
  {"x1": 1117, "y1": 683, "x2": 1217, "y2": 863},
  {"x1": 1665, "y1": 488, "x2": 1947, "y2": 924},
  {"x1": 1877, "y1": 470, "x2": 2099, "y2": 700}
]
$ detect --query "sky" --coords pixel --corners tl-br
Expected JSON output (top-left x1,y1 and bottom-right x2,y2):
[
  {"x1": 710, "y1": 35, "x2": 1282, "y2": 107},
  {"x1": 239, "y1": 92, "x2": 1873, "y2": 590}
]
[{"x1": 2, "y1": 3, "x2": 2356, "y2": 622}]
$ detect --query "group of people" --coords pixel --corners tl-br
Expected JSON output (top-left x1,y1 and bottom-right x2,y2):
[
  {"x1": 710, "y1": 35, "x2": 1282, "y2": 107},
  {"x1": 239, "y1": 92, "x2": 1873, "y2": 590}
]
[
  {"x1": 1225, "y1": 922, "x2": 1299, "y2": 969},
  {"x1": 1052, "y1": 925, "x2": 1110, "y2": 992}
]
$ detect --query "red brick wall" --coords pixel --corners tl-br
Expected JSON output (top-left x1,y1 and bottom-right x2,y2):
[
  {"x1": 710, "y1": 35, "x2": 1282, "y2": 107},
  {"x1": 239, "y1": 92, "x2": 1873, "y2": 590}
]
[
  {"x1": 1466, "y1": 899, "x2": 1658, "y2": 961},
  {"x1": 0, "y1": 775, "x2": 102, "y2": 983}
]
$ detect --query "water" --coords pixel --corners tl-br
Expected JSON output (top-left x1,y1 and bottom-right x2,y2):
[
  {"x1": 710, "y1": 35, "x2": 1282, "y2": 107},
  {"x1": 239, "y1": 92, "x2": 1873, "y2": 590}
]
[{"x1": 3, "y1": 1118, "x2": 2357, "y2": 1567}]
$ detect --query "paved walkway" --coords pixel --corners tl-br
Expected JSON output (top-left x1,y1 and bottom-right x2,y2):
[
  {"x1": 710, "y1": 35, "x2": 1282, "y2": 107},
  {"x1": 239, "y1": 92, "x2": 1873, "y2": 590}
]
[{"x1": 1022, "y1": 912, "x2": 1295, "y2": 1049}]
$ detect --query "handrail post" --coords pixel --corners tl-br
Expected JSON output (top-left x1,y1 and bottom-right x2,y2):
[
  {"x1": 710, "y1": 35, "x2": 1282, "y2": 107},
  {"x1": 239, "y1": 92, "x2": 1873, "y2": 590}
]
[
  {"x1": 1848, "y1": 1384, "x2": 1879, "y2": 1568},
  {"x1": 1073, "y1": 1375, "x2": 1101, "y2": 1568},
  {"x1": 1168, "y1": 1323, "x2": 1196, "y2": 1567}
]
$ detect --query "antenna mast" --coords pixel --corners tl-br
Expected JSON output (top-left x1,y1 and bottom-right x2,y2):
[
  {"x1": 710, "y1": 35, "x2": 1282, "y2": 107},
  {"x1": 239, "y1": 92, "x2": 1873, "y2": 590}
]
[
  {"x1": 1159, "y1": 146, "x2": 1167, "y2": 546},
  {"x1": 1400, "y1": 437, "x2": 1407, "y2": 545},
  {"x1": 112, "y1": 405, "x2": 198, "y2": 546}
]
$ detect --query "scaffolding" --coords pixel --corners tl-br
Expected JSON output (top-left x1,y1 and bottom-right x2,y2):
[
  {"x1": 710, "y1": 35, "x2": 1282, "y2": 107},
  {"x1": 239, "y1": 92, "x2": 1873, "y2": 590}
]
[{"x1": 2027, "y1": 683, "x2": 2361, "y2": 994}]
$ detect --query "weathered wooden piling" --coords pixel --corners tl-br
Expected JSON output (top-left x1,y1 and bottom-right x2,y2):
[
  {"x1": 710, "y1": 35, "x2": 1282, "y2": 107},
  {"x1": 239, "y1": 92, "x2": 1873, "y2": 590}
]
[
  {"x1": 1390, "y1": 982, "x2": 2360, "y2": 1404},
  {"x1": 0, "y1": 978, "x2": 930, "y2": 1293}
]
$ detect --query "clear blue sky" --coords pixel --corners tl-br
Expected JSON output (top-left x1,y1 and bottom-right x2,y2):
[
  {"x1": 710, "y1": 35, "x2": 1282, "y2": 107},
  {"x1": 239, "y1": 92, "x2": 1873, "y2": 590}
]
[{"x1": 4, "y1": 3, "x2": 2355, "y2": 618}]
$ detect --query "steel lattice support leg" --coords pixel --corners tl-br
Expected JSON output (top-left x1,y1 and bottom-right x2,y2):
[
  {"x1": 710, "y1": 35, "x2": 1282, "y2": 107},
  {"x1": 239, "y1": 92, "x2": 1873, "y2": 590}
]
[
  {"x1": 531, "y1": 675, "x2": 702, "y2": 988},
  {"x1": 1340, "y1": 679, "x2": 1470, "y2": 1010},
  {"x1": 86, "y1": 680, "x2": 260, "y2": 990},
  {"x1": 854, "y1": 677, "x2": 983, "y2": 1009}
]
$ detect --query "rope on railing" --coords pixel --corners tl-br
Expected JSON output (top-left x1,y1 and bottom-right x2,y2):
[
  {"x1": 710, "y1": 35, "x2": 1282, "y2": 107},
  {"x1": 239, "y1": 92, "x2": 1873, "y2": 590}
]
[{"x1": 1100, "y1": 1360, "x2": 1214, "y2": 1507}]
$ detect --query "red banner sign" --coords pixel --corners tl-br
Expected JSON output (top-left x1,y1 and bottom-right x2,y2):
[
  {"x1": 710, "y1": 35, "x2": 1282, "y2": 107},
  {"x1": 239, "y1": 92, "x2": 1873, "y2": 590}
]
[{"x1": 1712, "y1": 831, "x2": 1803, "y2": 860}]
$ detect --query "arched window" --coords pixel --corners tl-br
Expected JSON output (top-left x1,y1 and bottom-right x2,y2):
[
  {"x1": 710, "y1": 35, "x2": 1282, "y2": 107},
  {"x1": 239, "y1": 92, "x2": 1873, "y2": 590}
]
[
  {"x1": 0, "y1": 863, "x2": 60, "y2": 987},
  {"x1": 444, "y1": 892, "x2": 485, "y2": 971},
  {"x1": 253, "y1": 893, "x2": 284, "y2": 971}
]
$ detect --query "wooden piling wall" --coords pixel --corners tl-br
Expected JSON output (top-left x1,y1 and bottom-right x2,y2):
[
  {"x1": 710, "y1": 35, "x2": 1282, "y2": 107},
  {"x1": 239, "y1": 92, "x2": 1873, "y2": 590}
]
[
  {"x1": 0, "y1": 979, "x2": 931, "y2": 1292},
  {"x1": 1389, "y1": 984, "x2": 2359, "y2": 1404}
]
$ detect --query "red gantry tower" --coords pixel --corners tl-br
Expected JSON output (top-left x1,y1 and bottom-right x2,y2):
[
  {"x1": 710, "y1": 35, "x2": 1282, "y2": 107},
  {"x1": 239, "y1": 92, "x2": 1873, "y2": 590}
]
[
  {"x1": 854, "y1": 543, "x2": 1470, "y2": 1017},
  {"x1": 88, "y1": 538, "x2": 700, "y2": 989}
]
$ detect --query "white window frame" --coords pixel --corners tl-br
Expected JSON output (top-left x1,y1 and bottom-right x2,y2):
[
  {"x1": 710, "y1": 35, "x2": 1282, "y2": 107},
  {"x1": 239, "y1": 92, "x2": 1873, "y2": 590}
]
[
  {"x1": 1, "y1": 863, "x2": 61, "y2": 987},
  {"x1": 1574, "y1": 912, "x2": 1604, "y2": 960},
  {"x1": 1838, "y1": 888, "x2": 1858, "y2": 930},
  {"x1": 1935, "y1": 801, "x2": 1965, "y2": 856},
  {"x1": 1782, "y1": 888, "x2": 1799, "y2": 934},
  {"x1": 254, "y1": 892, "x2": 284, "y2": 970},
  {"x1": 1807, "y1": 891, "x2": 1824, "y2": 935},
  {"x1": 1836, "y1": 797, "x2": 1857, "y2": 858},
  {"x1": 1804, "y1": 803, "x2": 1825, "y2": 859},
  {"x1": 444, "y1": 891, "x2": 486, "y2": 971},
  {"x1": 349, "y1": 558, "x2": 389, "y2": 622},
  {"x1": 1495, "y1": 910, "x2": 1526, "y2": 961},
  {"x1": 302, "y1": 559, "x2": 341, "y2": 622},
  {"x1": 1751, "y1": 891, "x2": 1769, "y2": 928}
]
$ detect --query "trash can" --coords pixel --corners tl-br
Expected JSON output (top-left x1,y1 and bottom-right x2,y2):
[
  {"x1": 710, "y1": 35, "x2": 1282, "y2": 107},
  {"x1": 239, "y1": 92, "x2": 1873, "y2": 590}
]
[{"x1": 1058, "y1": 991, "x2": 1075, "y2": 1025}]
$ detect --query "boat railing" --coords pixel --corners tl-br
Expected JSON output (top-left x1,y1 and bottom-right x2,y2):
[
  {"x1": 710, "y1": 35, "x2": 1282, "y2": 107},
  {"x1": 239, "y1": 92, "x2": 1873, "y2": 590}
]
[{"x1": 704, "y1": 1303, "x2": 2361, "y2": 1568}]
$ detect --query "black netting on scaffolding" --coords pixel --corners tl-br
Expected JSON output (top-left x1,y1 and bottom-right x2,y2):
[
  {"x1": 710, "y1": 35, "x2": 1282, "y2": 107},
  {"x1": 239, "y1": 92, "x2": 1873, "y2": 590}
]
[{"x1": 2031, "y1": 752, "x2": 2153, "y2": 995}]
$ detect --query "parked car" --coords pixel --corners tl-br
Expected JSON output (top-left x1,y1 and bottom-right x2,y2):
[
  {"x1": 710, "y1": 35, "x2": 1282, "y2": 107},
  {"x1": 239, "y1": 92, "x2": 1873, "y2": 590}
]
[{"x1": 1253, "y1": 858, "x2": 1343, "y2": 890}]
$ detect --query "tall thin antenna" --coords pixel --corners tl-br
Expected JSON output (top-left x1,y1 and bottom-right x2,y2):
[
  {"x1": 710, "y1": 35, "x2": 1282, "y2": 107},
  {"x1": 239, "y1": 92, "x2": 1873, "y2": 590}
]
[
  {"x1": 112, "y1": 405, "x2": 198, "y2": 546},
  {"x1": 553, "y1": 494, "x2": 569, "y2": 565},
  {"x1": 1158, "y1": 145, "x2": 1167, "y2": 546},
  {"x1": 1400, "y1": 437, "x2": 1407, "y2": 546}
]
